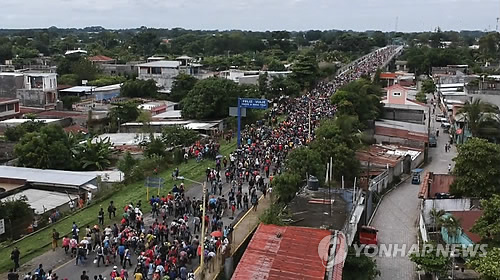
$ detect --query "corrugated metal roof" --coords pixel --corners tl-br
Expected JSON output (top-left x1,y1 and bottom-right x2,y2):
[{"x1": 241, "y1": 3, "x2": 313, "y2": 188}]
[
  {"x1": 232, "y1": 224, "x2": 331, "y2": 280},
  {"x1": 0, "y1": 166, "x2": 96, "y2": 188}
]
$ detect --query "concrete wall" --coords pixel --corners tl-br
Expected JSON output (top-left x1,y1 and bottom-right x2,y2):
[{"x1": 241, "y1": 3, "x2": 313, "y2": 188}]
[
  {"x1": 422, "y1": 198, "x2": 473, "y2": 224},
  {"x1": 16, "y1": 89, "x2": 48, "y2": 107},
  {"x1": 0, "y1": 75, "x2": 23, "y2": 99},
  {"x1": 138, "y1": 67, "x2": 179, "y2": 90},
  {"x1": 374, "y1": 134, "x2": 426, "y2": 149},
  {"x1": 382, "y1": 108, "x2": 425, "y2": 124}
]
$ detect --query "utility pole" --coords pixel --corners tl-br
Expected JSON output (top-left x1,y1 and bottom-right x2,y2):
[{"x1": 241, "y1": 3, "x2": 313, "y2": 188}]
[
  {"x1": 200, "y1": 181, "x2": 207, "y2": 276},
  {"x1": 308, "y1": 95, "x2": 311, "y2": 141}
]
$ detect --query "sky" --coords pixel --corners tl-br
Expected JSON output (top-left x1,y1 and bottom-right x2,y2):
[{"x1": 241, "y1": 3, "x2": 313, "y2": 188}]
[{"x1": 2, "y1": 0, "x2": 500, "y2": 32}]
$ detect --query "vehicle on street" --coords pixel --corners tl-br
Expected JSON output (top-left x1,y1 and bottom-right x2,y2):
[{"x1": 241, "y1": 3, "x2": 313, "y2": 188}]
[
  {"x1": 359, "y1": 225, "x2": 378, "y2": 246},
  {"x1": 411, "y1": 168, "x2": 423, "y2": 184},
  {"x1": 429, "y1": 134, "x2": 437, "y2": 147}
]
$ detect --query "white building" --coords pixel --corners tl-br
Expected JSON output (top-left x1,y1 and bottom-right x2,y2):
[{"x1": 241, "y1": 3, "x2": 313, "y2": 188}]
[{"x1": 0, "y1": 72, "x2": 58, "y2": 108}]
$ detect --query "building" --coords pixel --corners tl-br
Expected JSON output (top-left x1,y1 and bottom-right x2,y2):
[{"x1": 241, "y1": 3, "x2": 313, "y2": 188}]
[
  {"x1": 219, "y1": 69, "x2": 292, "y2": 85},
  {"x1": 59, "y1": 86, "x2": 96, "y2": 99},
  {"x1": 0, "y1": 72, "x2": 58, "y2": 108},
  {"x1": 381, "y1": 84, "x2": 428, "y2": 125},
  {"x1": 137, "y1": 57, "x2": 202, "y2": 92},
  {"x1": 232, "y1": 224, "x2": 346, "y2": 280},
  {"x1": 137, "y1": 100, "x2": 177, "y2": 116},
  {"x1": 93, "y1": 84, "x2": 121, "y2": 101},
  {"x1": 121, "y1": 119, "x2": 223, "y2": 135},
  {"x1": 374, "y1": 119, "x2": 428, "y2": 148},
  {"x1": 92, "y1": 133, "x2": 162, "y2": 153},
  {"x1": 0, "y1": 118, "x2": 69, "y2": 132},
  {"x1": 379, "y1": 72, "x2": 415, "y2": 87},
  {"x1": 88, "y1": 55, "x2": 116, "y2": 65},
  {"x1": 0, "y1": 98, "x2": 20, "y2": 120}
]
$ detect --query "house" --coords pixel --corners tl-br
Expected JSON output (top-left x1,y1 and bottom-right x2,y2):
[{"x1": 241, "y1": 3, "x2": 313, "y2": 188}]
[
  {"x1": 381, "y1": 84, "x2": 428, "y2": 125},
  {"x1": 418, "y1": 172, "x2": 479, "y2": 224},
  {"x1": 88, "y1": 55, "x2": 116, "y2": 65},
  {"x1": 232, "y1": 224, "x2": 346, "y2": 280},
  {"x1": 0, "y1": 98, "x2": 20, "y2": 120},
  {"x1": 0, "y1": 72, "x2": 58, "y2": 108},
  {"x1": 93, "y1": 84, "x2": 121, "y2": 101},
  {"x1": 219, "y1": 69, "x2": 292, "y2": 85},
  {"x1": 374, "y1": 119, "x2": 428, "y2": 148},
  {"x1": 137, "y1": 57, "x2": 202, "y2": 92},
  {"x1": 137, "y1": 101, "x2": 177, "y2": 116}
]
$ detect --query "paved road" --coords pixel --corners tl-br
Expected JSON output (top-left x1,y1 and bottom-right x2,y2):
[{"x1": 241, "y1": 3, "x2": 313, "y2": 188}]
[
  {"x1": 372, "y1": 103, "x2": 457, "y2": 280},
  {"x1": 11, "y1": 164, "x2": 270, "y2": 280}
]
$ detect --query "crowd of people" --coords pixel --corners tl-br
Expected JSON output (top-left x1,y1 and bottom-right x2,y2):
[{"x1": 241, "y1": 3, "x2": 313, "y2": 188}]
[{"x1": 8, "y1": 45, "x2": 400, "y2": 280}]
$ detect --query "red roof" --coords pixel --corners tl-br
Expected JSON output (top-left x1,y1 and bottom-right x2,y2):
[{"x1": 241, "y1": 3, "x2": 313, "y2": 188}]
[
  {"x1": 0, "y1": 98, "x2": 19, "y2": 103},
  {"x1": 232, "y1": 224, "x2": 331, "y2": 280},
  {"x1": 88, "y1": 55, "x2": 114, "y2": 62},
  {"x1": 380, "y1": 73, "x2": 398, "y2": 79},
  {"x1": 375, "y1": 125, "x2": 429, "y2": 143},
  {"x1": 63, "y1": 124, "x2": 88, "y2": 134},
  {"x1": 36, "y1": 110, "x2": 86, "y2": 119},
  {"x1": 20, "y1": 107, "x2": 45, "y2": 115},
  {"x1": 449, "y1": 210, "x2": 483, "y2": 243}
]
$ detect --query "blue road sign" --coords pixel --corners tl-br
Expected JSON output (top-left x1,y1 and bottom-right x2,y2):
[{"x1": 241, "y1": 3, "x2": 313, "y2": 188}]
[
  {"x1": 239, "y1": 98, "x2": 268, "y2": 109},
  {"x1": 145, "y1": 177, "x2": 165, "y2": 188}
]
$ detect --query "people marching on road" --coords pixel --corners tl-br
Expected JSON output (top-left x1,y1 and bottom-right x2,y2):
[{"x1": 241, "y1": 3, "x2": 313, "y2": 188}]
[{"x1": 16, "y1": 45, "x2": 401, "y2": 280}]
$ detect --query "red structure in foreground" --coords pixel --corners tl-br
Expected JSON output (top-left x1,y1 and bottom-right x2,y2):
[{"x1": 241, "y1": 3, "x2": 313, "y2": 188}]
[{"x1": 232, "y1": 223, "x2": 345, "y2": 280}]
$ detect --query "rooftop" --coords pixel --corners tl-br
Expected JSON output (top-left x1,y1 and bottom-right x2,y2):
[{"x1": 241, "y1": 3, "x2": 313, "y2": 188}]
[
  {"x1": 418, "y1": 172, "x2": 456, "y2": 199},
  {"x1": 1, "y1": 189, "x2": 79, "y2": 215},
  {"x1": 448, "y1": 210, "x2": 483, "y2": 243},
  {"x1": 232, "y1": 223, "x2": 331, "y2": 280},
  {"x1": 137, "y1": 60, "x2": 181, "y2": 68},
  {"x1": 88, "y1": 55, "x2": 115, "y2": 62},
  {"x1": 0, "y1": 118, "x2": 60, "y2": 125},
  {"x1": 152, "y1": 110, "x2": 182, "y2": 120},
  {"x1": 0, "y1": 98, "x2": 19, "y2": 103},
  {"x1": 357, "y1": 144, "x2": 423, "y2": 168},
  {"x1": 59, "y1": 86, "x2": 96, "y2": 93},
  {"x1": 288, "y1": 187, "x2": 349, "y2": 230},
  {"x1": 94, "y1": 83, "x2": 122, "y2": 92},
  {"x1": 375, "y1": 119, "x2": 429, "y2": 142},
  {"x1": 92, "y1": 133, "x2": 162, "y2": 146},
  {"x1": 0, "y1": 166, "x2": 96, "y2": 188}
]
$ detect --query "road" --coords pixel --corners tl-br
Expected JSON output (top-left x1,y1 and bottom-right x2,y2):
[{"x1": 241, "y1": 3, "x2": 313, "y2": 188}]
[
  {"x1": 372, "y1": 101, "x2": 457, "y2": 280},
  {"x1": 12, "y1": 164, "x2": 269, "y2": 280}
]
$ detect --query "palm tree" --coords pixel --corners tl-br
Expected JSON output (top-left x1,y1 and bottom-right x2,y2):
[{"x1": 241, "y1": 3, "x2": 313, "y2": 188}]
[
  {"x1": 458, "y1": 99, "x2": 499, "y2": 137},
  {"x1": 76, "y1": 138, "x2": 113, "y2": 171},
  {"x1": 441, "y1": 215, "x2": 462, "y2": 244},
  {"x1": 430, "y1": 208, "x2": 446, "y2": 233}
]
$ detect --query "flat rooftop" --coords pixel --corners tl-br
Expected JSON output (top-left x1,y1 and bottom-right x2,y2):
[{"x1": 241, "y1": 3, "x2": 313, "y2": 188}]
[
  {"x1": 0, "y1": 166, "x2": 96, "y2": 188},
  {"x1": 288, "y1": 187, "x2": 349, "y2": 230},
  {"x1": 93, "y1": 133, "x2": 162, "y2": 146},
  {"x1": 1, "y1": 189, "x2": 79, "y2": 215}
]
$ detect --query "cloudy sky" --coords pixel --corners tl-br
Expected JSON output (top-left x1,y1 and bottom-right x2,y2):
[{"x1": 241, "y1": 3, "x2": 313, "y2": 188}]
[{"x1": 3, "y1": 0, "x2": 500, "y2": 32}]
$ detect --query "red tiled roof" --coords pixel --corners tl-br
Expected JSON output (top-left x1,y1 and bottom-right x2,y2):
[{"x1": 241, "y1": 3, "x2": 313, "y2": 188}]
[
  {"x1": 380, "y1": 73, "x2": 398, "y2": 79},
  {"x1": 375, "y1": 125, "x2": 429, "y2": 143},
  {"x1": 232, "y1": 224, "x2": 331, "y2": 280},
  {"x1": 88, "y1": 55, "x2": 114, "y2": 62},
  {"x1": 20, "y1": 107, "x2": 45, "y2": 115},
  {"x1": 384, "y1": 83, "x2": 408, "y2": 91},
  {"x1": 449, "y1": 210, "x2": 483, "y2": 243},
  {"x1": 36, "y1": 110, "x2": 86, "y2": 119},
  {"x1": 63, "y1": 124, "x2": 88, "y2": 134}
]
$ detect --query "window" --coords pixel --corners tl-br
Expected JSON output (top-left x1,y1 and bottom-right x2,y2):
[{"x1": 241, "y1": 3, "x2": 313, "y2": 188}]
[
  {"x1": 393, "y1": 92, "x2": 401, "y2": 97},
  {"x1": 151, "y1": 67, "x2": 162, "y2": 75},
  {"x1": 0, "y1": 105, "x2": 6, "y2": 112},
  {"x1": 7, "y1": 103, "x2": 14, "y2": 111}
]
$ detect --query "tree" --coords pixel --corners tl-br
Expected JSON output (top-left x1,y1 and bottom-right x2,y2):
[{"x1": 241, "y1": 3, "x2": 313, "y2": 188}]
[
  {"x1": 471, "y1": 194, "x2": 500, "y2": 245},
  {"x1": 467, "y1": 247, "x2": 500, "y2": 280},
  {"x1": 421, "y1": 79, "x2": 436, "y2": 94},
  {"x1": 258, "y1": 73, "x2": 269, "y2": 97},
  {"x1": 415, "y1": 91, "x2": 427, "y2": 104},
  {"x1": 109, "y1": 101, "x2": 141, "y2": 124},
  {"x1": 285, "y1": 147, "x2": 325, "y2": 184},
  {"x1": 74, "y1": 138, "x2": 113, "y2": 171},
  {"x1": 343, "y1": 247, "x2": 381, "y2": 280},
  {"x1": 268, "y1": 76, "x2": 301, "y2": 100},
  {"x1": 291, "y1": 51, "x2": 318, "y2": 89},
  {"x1": 450, "y1": 138, "x2": 500, "y2": 198},
  {"x1": 60, "y1": 96, "x2": 81, "y2": 110},
  {"x1": 181, "y1": 77, "x2": 253, "y2": 120},
  {"x1": 169, "y1": 73, "x2": 198, "y2": 102},
  {"x1": 121, "y1": 79, "x2": 158, "y2": 98},
  {"x1": 478, "y1": 32, "x2": 500, "y2": 62},
  {"x1": 0, "y1": 197, "x2": 33, "y2": 240},
  {"x1": 144, "y1": 134, "x2": 167, "y2": 158},
  {"x1": 117, "y1": 151, "x2": 137, "y2": 181},
  {"x1": 429, "y1": 208, "x2": 445, "y2": 233},
  {"x1": 440, "y1": 215, "x2": 462, "y2": 244},
  {"x1": 458, "y1": 99, "x2": 498, "y2": 137},
  {"x1": 331, "y1": 79, "x2": 384, "y2": 125},
  {"x1": 272, "y1": 172, "x2": 302, "y2": 203},
  {"x1": 161, "y1": 126, "x2": 200, "y2": 147},
  {"x1": 136, "y1": 110, "x2": 152, "y2": 134},
  {"x1": 4, "y1": 119, "x2": 45, "y2": 142},
  {"x1": 410, "y1": 243, "x2": 450, "y2": 278},
  {"x1": 15, "y1": 125, "x2": 75, "y2": 170}
]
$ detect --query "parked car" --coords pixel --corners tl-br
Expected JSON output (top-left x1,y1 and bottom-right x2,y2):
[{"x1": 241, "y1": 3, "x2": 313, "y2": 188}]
[{"x1": 429, "y1": 135, "x2": 437, "y2": 147}]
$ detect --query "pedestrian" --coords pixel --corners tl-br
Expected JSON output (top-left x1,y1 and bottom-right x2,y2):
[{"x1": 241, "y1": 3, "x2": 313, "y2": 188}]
[
  {"x1": 76, "y1": 245, "x2": 86, "y2": 265},
  {"x1": 98, "y1": 208, "x2": 105, "y2": 225},
  {"x1": 95, "y1": 244, "x2": 105, "y2": 267},
  {"x1": 8, "y1": 268, "x2": 18, "y2": 280},
  {"x1": 10, "y1": 246, "x2": 20, "y2": 272},
  {"x1": 52, "y1": 228, "x2": 60, "y2": 251},
  {"x1": 108, "y1": 201, "x2": 116, "y2": 219},
  {"x1": 62, "y1": 235, "x2": 70, "y2": 254},
  {"x1": 80, "y1": 271, "x2": 89, "y2": 280},
  {"x1": 436, "y1": 129, "x2": 439, "y2": 137}
]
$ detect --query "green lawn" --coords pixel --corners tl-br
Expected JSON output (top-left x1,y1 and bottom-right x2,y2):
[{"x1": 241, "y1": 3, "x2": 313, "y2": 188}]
[{"x1": 0, "y1": 140, "x2": 236, "y2": 273}]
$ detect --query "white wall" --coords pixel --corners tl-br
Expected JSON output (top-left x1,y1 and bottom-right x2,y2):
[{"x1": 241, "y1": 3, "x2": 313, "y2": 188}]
[{"x1": 422, "y1": 198, "x2": 472, "y2": 224}]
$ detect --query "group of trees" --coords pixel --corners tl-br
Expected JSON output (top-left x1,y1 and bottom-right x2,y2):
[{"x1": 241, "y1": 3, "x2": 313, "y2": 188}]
[{"x1": 14, "y1": 124, "x2": 113, "y2": 171}]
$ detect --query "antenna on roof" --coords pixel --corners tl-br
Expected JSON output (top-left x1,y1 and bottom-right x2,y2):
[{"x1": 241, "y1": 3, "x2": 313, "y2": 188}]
[
  {"x1": 394, "y1": 16, "x2": 399, "y2": 33},
  {"x1": 496, "y1": 17, "x2": 499, "y2": 32}
]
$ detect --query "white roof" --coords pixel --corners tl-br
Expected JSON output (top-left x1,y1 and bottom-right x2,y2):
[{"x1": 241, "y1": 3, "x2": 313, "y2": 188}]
[
  {"x1": 184, "y1": 122, "x2": 219, "y2": 130},
  {"x1": 93, "y1": 133, "x2": 162, "y2": 146},
  {"x1": 153, "y1": 110, "x2": 182, "y2": 119},
  {"x1": 122, "y1": 120, "x2": 191, "y2": 126},
  {"x1": 94, "y1": 83, "x2": 122, "y2": 92},
  {"x1": 437, "y1": 83, "x2": 465, "y2": 88},
  {"x1": 176, "y1": 55, "x2": 193, "y2": 60},
  {"x1": 24, "y1": 73, "x2": 56, "y2": 77},
  {"x1": 60, "y1": 86, "x2": 96, "y2": 93},
  {"x1": 0, "y1": 166, "x2": 96, "y2": 188},
  {"x1": 0, "y1": 119, "x2": 59, "y2": 125},
  {"x1": 1, "y1": 189, "x2": 79, "y2": 215},
  {"x1": 0, "y1": 72, "x2": 23, "y2": 77},
  {"x1": 65, "y1": 49, "x2": 88, "y2": 55},
  {"x1": 137, "y1": 61, "x2": 181, "y2": 68}
]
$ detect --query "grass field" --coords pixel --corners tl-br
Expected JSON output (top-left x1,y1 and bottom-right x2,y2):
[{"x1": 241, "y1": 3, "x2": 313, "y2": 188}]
[{"x1": 0, "y1": 140, "x2": 236, "y2": 273}]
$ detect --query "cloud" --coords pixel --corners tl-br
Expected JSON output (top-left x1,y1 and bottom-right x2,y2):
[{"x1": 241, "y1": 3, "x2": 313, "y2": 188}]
[{"x1": 1, "y1": 0, "x2": 499, "y2": 31}]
